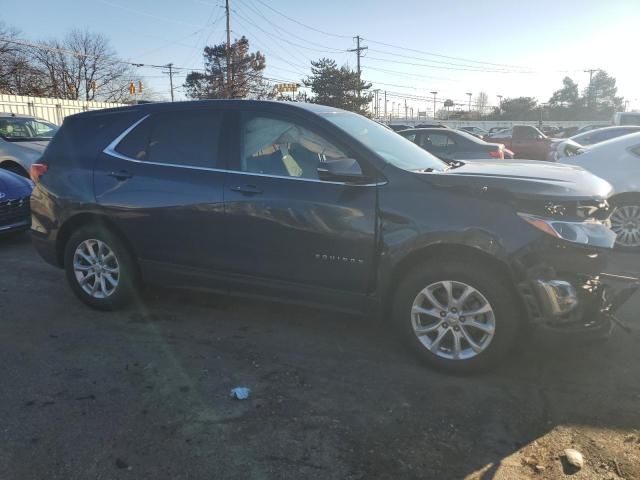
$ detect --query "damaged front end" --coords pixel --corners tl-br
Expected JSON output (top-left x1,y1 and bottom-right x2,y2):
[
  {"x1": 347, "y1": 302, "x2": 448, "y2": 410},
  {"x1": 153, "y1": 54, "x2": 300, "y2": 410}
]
[{"x1": 513, "y1": 198, "x2": 639, "y2": 336}]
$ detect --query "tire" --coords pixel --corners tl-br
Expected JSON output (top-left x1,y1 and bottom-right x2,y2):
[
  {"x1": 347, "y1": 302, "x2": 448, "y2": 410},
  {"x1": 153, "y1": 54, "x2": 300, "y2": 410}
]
[
  {"x1": 63, "y1": 225, "x2": 139, "y2": 310},
  {"x1": 392, "y1": 258, "x2": 522, "y2": 373},
  {"x1": 609, "y1": 198, "x2": 640, "y2": 252}
]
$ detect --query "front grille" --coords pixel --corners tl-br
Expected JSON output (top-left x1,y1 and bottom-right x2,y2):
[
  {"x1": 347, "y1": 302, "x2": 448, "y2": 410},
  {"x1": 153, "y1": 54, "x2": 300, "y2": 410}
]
[{"x1": 0, "y1": 196, "x2": 30, "y2": 226}]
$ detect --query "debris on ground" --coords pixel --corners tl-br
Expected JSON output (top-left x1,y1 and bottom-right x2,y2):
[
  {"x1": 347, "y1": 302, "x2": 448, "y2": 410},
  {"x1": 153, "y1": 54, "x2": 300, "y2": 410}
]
[
  {"x1": 230, "y1": 387, "x2": 251, "y2": 400},
  {"x1": 563, "y1": 448, "x2": 584, "y2": 470}
]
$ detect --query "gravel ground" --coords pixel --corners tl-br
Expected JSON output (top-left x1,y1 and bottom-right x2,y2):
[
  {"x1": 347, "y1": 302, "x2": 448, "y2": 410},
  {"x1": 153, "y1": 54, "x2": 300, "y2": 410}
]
[{"x1": 1, "y1": 232, "x2": 639, "y2": 479}]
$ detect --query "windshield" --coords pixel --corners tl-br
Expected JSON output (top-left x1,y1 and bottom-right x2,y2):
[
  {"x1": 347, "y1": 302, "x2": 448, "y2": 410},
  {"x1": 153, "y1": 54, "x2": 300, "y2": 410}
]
[
  {"x1": 0, "y1": 117, "x2": 58, "y2": 141},
  {"x1": 322, "y1": 112, "x2": 447, "y2": 172}
]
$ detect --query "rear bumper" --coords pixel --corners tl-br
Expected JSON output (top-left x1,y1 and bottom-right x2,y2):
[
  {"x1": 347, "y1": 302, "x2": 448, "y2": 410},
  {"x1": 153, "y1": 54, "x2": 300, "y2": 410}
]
[{"x1": 30, "y1": 229, "x2": 60, "y2": 266}]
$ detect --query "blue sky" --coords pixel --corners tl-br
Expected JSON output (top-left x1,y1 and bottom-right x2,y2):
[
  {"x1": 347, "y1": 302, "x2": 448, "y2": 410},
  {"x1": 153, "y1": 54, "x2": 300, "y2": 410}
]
[{"x1": 3, "y1": 0, "x2": 639, "y2": 112}]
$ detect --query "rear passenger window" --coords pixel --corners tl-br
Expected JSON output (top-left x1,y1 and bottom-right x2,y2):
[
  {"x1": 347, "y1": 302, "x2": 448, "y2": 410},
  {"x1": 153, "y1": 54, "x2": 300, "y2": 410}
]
[{"x1": 114, "y1": 110, "x2": 222, "y2": 168}]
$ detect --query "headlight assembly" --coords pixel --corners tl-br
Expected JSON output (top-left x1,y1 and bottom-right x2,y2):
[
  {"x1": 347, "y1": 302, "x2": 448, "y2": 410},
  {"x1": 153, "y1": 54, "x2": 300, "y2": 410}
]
[{"x1": 518, "y1": 213, "x2": 617, "y2": 248}]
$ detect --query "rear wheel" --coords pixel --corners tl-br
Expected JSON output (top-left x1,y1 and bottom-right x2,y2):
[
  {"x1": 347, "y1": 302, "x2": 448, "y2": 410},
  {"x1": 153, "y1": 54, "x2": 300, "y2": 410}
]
[
  {"x1": 610, "y1": 199, "x2": 640, "y2": 251},
  {"x1": 392, "y1": 259, "x2": 522, "y2": 373},
  {"x1": 64, "y1": 226, "x2": 139, "y2": 310}
]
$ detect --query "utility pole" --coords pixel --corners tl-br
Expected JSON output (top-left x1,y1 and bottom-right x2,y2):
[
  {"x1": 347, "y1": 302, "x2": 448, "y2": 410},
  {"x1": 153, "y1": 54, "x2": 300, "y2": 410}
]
[
  {"x1": 466, "y1": 92, "x2": 473, "y2": 113},
  {"x1": 384, "y1": 90, "x2": 387, "y2": 121},
  {"x1": 373, "y1": 89, "x2": 380, "y2": 118},
  {"x1": 404, "y1": 99, "x2": 408, "y2": 121},
  {"x1": 430, "y1": 91, "x2": 438, "y2": 119},
  {"x1": 348, "y1": 35, "x2": 367, "y2": 96},
  {"x1": 497, "y1": 95, "x2": 503, "y2": 110},
  {"x1": 225, "y1": 0, "x2": 232, "y2": 98},
  {"x1": 162, "y1": 63, "x2": 175, "y2": 102},
  {"x1": 584, "y1": 69, "x2": 598, "y2": 108}
]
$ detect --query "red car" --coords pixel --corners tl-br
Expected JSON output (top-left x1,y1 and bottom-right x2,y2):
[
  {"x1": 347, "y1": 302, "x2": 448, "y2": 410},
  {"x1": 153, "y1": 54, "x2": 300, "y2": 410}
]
[{"x1": 484, "y1": 125, "x2": 561, "y2": 160}]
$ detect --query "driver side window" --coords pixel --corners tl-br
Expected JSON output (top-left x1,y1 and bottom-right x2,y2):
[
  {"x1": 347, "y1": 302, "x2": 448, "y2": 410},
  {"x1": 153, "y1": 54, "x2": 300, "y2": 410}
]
[{"x1": 240, "y1": 116, "x2": 349, "y2": 179}]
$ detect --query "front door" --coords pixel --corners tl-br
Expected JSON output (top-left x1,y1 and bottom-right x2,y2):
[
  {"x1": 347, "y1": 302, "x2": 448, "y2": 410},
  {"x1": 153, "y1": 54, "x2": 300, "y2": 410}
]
[
  {"x1": 223, "y1": 110, "x2": 378, "y2": 294},
  {"x1": 94, "y1": 107, "x2": 228, "y2": 273}
]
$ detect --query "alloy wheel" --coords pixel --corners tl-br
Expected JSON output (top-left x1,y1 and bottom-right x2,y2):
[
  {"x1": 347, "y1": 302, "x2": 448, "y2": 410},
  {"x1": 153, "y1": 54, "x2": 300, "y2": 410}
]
[
  {"x1": 411, "y1": 280, "x2": 496, "y2": 360},
  {"x1": 610, "y1": 205, "x2": 640, "y2": 248},
  {"x1": 73, "y1": 239, "x2": 120, "y2": 298}
]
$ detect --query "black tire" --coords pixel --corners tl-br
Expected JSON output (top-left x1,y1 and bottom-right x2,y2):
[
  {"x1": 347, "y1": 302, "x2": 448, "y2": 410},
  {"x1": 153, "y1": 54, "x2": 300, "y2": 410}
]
[
  {"x1": 392, "y1": 258, "x2": 523, "y2": 374},
  {"x1": 63, "y1": 225, "x2": 139, "y2": 310},
  {"x1": 609, "y1": 197, "x2": 640, "y2": 252},
  {"x1": 1, "y1": 163, "x2": 29, "y2": 178}
]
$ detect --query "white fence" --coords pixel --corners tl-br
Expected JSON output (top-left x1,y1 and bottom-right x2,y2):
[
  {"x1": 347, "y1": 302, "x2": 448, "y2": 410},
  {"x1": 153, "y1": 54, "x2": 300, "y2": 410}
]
[{"x1": 0, "y1": 94, "x2": 126, "y2": 125}]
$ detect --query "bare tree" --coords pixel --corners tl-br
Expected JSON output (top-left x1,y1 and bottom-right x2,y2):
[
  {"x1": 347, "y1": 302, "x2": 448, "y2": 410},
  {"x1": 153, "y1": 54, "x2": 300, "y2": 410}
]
[
  {"x1": 31, "y1": 29, "x2": 133, "y2": 101},
  {"x1": 0, "y1": 23, "x2": 46, "y2": 95},
  {"x1": 475, "y1": 91, "x2": 489, "y2": 117}
]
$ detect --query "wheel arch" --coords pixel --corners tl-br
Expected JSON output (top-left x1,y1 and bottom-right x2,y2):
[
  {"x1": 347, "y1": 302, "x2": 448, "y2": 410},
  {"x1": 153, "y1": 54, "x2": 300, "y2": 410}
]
[
  {"x1": 0, "y1": 159, "x2": 29, "y2": 177},
  {"x1": 609, "y1": 191, "x2": 640, "y2": 206},
  {"x1": 385, "y1": 243, "x2": 521, "y2": 313},
  {"x1": 56, "y1": 213, "x2": 139, "y2": 269}
]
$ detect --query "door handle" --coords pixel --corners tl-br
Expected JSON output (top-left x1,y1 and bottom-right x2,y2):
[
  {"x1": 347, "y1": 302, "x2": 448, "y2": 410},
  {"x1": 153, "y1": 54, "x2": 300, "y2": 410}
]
[
  {"x1": 231, "y1": 185, "x2": 263, "y2": 195},
  {"x1": 108, "y1": 170, "x2": 133, "y2": 181}
]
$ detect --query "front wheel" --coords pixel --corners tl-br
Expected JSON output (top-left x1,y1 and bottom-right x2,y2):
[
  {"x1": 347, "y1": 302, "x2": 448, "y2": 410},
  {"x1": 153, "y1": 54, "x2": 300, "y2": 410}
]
[
  {"x1": 392, "y1": 259, "x2": 522, "y2": 373},
  {"x1": 64, "y1": 226, "x2": 139, "y2": 310},
  {"x1": 609, "y1": 200, "x2": 640, "y2": 251}
]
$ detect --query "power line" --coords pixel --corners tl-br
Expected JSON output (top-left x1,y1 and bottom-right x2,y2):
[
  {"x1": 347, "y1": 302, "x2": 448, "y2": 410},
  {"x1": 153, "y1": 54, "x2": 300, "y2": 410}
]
[{"x1": 249, "y1": 0, "x2": 352, "y2": 39}]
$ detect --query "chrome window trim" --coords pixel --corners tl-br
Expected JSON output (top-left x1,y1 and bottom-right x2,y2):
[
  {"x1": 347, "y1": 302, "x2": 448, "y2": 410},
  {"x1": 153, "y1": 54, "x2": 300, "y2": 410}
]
[
  {"x1": 102, "y1": 115, "x2": 382, "y2": 186},
  {"x1": 103, "y1": 114, "x2": 150, "y2": 162}
]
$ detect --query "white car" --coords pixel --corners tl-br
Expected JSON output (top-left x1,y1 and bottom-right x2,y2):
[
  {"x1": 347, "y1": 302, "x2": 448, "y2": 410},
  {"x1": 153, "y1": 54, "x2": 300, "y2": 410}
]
[
  {"x1": 0, "y1": 113, "x2": 58, "y2": 177},
  {"x1": 550, "y1": 126, "x2": 640, "y2": 161},
  {"x1": 558, "y1": 132, "x2": 640, "y2": 249}
]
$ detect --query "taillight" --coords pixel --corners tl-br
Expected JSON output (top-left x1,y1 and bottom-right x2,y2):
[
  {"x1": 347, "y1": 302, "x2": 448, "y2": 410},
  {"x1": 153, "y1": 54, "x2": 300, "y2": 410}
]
[
  {"x1": 30, "y1": 163, "x2": 48, "y2": 182},
  {"x1": 489, "y1": 149, "x2": 504, "y2": 160}
]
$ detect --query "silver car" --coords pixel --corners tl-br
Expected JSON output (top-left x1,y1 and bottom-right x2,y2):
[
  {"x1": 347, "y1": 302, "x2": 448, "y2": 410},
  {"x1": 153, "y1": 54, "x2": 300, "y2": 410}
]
[{"x1": 0, "y1": 113, "x2": 58, "y2": 177}]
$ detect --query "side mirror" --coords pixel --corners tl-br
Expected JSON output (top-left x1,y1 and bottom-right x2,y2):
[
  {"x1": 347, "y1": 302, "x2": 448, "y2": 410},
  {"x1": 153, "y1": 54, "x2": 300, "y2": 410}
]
[
  {"x1": 537, "y1": 134, "x2": 545, "y2": 140},
  {"x1": 317, "y1": 158, "x2": 368, "y2": 183}
]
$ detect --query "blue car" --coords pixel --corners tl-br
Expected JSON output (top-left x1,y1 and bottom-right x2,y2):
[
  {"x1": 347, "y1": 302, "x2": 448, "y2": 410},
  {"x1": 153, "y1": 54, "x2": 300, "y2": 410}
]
[{"x1": 0, "y1": 168, "x2": 32, "y2": 235}]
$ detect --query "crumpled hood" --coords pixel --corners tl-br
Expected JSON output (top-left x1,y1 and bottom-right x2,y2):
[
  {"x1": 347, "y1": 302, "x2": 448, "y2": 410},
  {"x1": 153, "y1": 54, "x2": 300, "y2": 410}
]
[{"x1": 426, "y1": 160, "x2": 613, "y2": 201}]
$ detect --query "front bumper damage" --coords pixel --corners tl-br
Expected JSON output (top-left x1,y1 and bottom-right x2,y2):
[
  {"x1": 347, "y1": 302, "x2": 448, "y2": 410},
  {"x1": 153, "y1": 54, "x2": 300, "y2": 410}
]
[{"x1": 514, "y1": 241, "x2": 639, "y2": 337}]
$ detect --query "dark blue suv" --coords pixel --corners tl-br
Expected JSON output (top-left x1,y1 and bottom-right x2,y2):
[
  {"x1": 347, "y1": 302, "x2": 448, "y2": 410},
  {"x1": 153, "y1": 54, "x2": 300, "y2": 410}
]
[{"x1": 30, "y1": 100, "x2": 634, "y2": 372}]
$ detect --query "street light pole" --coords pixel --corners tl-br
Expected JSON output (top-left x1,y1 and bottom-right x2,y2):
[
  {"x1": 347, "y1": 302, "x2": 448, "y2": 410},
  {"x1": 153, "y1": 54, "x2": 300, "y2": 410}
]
[
  {"x1": 466, "y1": 92, "x2": 473, "y2": 113},
  {"x1": 430, "y1": 91, "x2": 438, "y2": 119},
  {"x1": 497, "y1": 95, "x2": 503, "y2": 110}
]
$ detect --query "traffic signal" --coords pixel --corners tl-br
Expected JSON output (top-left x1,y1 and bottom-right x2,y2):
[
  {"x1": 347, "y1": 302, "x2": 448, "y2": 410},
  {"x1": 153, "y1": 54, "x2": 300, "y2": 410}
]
[
  {"x1": 128, "y1": 82, "x2": 136, "y2": 95},
  {"x1": 138, "y1": 81, "x2": 144, "y2": 93}
]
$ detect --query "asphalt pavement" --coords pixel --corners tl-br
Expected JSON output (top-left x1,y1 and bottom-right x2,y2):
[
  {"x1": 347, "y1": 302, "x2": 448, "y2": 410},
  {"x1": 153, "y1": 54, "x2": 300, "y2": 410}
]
[{"x1": 1, "y1": 232, "x2": 639, "y2": 479}]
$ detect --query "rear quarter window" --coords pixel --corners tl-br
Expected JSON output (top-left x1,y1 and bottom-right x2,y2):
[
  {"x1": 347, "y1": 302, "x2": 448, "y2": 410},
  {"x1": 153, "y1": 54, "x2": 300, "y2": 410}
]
[{"x1": 113, "y1": 109, "x2": 223, "y2": 169}]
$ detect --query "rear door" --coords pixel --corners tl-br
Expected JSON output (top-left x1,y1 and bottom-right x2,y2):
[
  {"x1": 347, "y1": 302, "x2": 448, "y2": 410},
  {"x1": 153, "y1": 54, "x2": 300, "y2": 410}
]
[
  {"x1": 222, "y1": 108, "x2": 378, "y2": 295},
  {"x1": 94, "y1": 107, "x2": 228, "y2": 273}
]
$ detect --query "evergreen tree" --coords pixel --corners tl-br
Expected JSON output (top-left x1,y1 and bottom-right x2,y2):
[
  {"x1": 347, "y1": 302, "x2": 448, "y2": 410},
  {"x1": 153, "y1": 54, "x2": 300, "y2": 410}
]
[{"x1": 303, "y1": 58, "x2": 372, "y2": 114}]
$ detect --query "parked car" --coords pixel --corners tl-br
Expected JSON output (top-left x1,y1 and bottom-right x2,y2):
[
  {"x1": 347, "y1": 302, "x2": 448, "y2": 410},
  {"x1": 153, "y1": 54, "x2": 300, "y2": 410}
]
[
  {"x1": 0, "y1": 168, "x2": 32, "y2": 235},
  {"x1": 388, "y1": 124, "x2": 412, "y2": 132},
  {"x1": 484, "y1": 125, "x2": 561, "y2": 160},
  {"x1": 414, "y1": 123, "x2": 449, "y2": 129},
  {"x1": 488, "y1": 127, "x2": 508, "y2": 135},
  {"x1": 572, "y1": 124, "x2": 609, "y2": 136},
  {"x1": 558, "y1": 132, "x2": 640, "y2": 250},
  {"x1": 613, "y1": 112, "x2": 640, "y2": 126},
  {"x1": 550, "y1": 126, "x2": 640, "y2": 161},
  {"x1": 0, "y1": 113, "x2": 58, "y2": 177},
  {"x1": 31, "y1": 100, "x2": 632, "y2": 373},
  {"x1": 458, "y1": 126, "x2": 488, "y2": 137},
  {"x1": 398, "y1": 128, "x2": 514, "y2": 161}
]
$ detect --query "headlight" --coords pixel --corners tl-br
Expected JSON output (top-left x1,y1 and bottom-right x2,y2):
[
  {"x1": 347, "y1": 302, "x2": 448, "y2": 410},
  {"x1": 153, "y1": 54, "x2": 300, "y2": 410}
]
[{"x1": 518, "y1": 213, "x2": 616, "y2": 248}]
